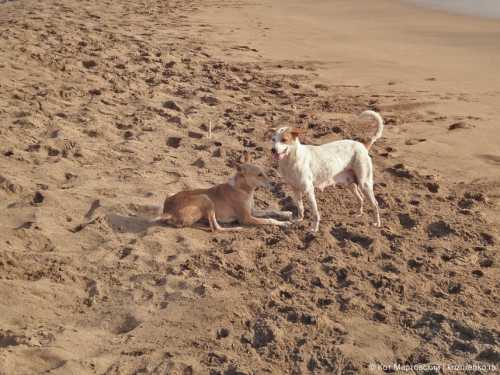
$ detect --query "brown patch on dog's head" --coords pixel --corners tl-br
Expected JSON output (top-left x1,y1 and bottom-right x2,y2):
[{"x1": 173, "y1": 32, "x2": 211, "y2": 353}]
[
  {"x1": 271, "y1": 126, "x2": 304, "y2": 161},
  {"x1": 281, "y1": 127, "x2": 305, "y2": 144},
  {"x1": 290, "y1": 127, "x2": 305, "y2": 139}
]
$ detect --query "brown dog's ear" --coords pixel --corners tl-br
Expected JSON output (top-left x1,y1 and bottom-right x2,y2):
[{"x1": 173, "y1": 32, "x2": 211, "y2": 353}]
[
  {"x1": 290, "y1": 127, "x2": 305, "y2": 139},
  {"x1": 264, "y1": 127, "x2": 277, "y2": 137},
  {"x1": 242, "y1": 150, "x2": 251, "y2": 164}
]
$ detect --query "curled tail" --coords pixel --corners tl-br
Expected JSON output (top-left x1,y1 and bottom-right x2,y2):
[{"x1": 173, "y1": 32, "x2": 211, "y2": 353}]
[{"x1": 359, "y1": 110, "x2": 384, "y2": 150}]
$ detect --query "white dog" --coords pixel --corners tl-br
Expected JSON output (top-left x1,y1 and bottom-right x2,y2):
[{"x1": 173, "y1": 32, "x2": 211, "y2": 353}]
[{"x1": 271, "y1": 110, "x2": 383, "y2": 232}]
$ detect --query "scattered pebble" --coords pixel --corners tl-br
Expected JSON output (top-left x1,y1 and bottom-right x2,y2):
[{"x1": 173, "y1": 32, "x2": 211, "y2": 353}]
[
  {"x1": 427, "y1": 220, "x2": 454, "y2": 238},
  {"x1": 212, "y1": 148, "x2": 224, "y2": 158},
  {"x1": 188, "y1": 131, "x2": 203, "y2": 139},
  {"x1": 163, "y1": 100, "x2": 182, "y2": 112},
  {"x1": 425, "y1": 182, "x2": 439, "y2": 193},
  {"x1": 387, "y1": 163, "x2": 412, "y2": 178},
  {"x1": 167, "y1": 137, "x2": 182, "y2": 148},
  {"x1": 82, "y1": 60, "x2": 97, "y2": 69},
  {"x1": 201, "y1": 95, "x2": 219, "y2": 106},
  {"x1": 447, "y1": 282, "x2": 462, "y2": 294},
  {"x1": 448, "y1": 121, "x2": 473, "y2": 130},
  {"x1": 252, "y1": 319, "x2": 275, "y2": 348},
  {"x1": 398, "y1": 213, "x2": 417, "y2": 229},
  {"x1": 32, "y1": 191, "x2": 44, "y2": 205},
  {"x1": 191, "y1": 158, "x2": 205, "y2": 168},
  {"x1": 216, "y1": 328, "x2": 230, "y2": 339},
  {"x1": 405, "y1": 138, "x2": 426, "y2": 146}
]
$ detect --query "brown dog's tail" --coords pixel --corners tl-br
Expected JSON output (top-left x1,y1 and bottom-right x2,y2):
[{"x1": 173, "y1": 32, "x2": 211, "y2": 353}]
[
  {"x1": 360, "y1": 110, "x2": 384, "y2": 150},
  {"x1": 152, "y1": 200, "x2": 173, "y2": 224}
]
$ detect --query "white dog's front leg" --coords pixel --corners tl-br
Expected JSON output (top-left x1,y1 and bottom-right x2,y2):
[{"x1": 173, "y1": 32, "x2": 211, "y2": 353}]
[
  {"x1": 292, "y1": 189, "x2": 304, "y2": 221},
  {"x1": 305, "y1": 187, "x2": 320, "y2": 232}
]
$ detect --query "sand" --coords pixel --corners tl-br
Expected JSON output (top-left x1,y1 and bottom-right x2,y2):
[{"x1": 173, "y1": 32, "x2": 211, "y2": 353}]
[
  {"x1": 195, "y1": 0, "x2": 500, "y2": 184},
  {"x1": 0, "y1": 0, "x2": 498, "y2": 374}
]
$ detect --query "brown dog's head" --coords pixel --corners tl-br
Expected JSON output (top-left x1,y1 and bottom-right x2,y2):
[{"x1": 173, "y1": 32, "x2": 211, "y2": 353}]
[
  {"x1": 235, "y1": 152, "x2": 270, "y2": 189},
  {"x1": 270, "y1": 127, "x2": 304, "y2": 160}
]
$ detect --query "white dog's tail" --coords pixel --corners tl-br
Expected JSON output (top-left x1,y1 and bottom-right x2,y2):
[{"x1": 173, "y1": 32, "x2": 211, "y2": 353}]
[{"x1": 359, "y1": 110, "x2": 384, "y2": 150}]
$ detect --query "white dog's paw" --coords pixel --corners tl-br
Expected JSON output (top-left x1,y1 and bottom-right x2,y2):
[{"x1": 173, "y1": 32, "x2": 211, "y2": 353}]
[
  {"x1": 280, "y1": 221, "x2": 292, "y2": 227},
  {"x1": 281, "y1": 211, "x2": 293, "y2": 219}
]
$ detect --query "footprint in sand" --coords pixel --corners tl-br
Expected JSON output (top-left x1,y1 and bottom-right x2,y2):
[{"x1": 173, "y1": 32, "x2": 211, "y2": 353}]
[
  {"x1": 404, "y1": 138, "x2": 426, "y2": 146},
  {"x1": 113, "y1": 314, "x2": 142, "y2": 334},
  {"x1": 82, "y1": 60, "x2": 97, "y2": 69},
  {"x1": 167, "y1": 137, "x2": 182, "y2": 148},
  {"x1": 0, "y1": 330, "x2": 31, "y2": 348},
  {"x1": 188, "y1": 131, "x2": 203, "y2": 139},
  {"x1": 448, "y1": 121, "x2": 474, "y2": 131},
  {"x1": 476, "y1": 154, "x2": 500, "y2": 166}
]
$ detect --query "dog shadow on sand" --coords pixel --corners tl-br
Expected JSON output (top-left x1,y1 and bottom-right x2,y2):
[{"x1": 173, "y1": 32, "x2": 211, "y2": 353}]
[
  {"x1": 105, "y1": 213, "x2": 162, "y2": 234},
  {"x1": 71, "y1": 199, "x2": 169, "y2": 235},
  {"x1": 72, "y1": 199, "x2": 216, "y2": 235}
]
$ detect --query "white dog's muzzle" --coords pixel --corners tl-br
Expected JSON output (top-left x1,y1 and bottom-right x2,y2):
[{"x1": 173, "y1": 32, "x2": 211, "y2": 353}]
[{"x1": 272, "y1": 145, "x2": 287, "y2": 160}]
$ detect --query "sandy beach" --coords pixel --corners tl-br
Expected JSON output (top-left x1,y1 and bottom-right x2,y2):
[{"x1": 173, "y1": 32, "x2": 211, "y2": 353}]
[
  {"x1": 0, "y1": 0, "x2": 499, "y2": 374},
  {"x1": 195, "y1": 0, "x2": 500, "y2": 183}
]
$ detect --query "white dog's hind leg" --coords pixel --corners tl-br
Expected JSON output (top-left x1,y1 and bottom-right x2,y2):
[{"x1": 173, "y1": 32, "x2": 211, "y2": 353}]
[
  {"x1": 305, "y1": 187, "x2": 320, "y2": 232},
  {"x1": 292, "y1": 189, "x2": 304, "y2": 221},
  {"x1": 349, "y1": 184, "x2": 364, "y2": 217},
  {"x1": 359, "y1": 182, "x2": 380, "y2": 227}
]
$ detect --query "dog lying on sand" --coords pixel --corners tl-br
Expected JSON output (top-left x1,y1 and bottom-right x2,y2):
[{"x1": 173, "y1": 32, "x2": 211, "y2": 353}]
[
  {"x1": 271, "y1": 110, "x2": 384, "y2": 232},
  {"x1": 159, "y1": 153, "x2": 292, "y2": 231}
]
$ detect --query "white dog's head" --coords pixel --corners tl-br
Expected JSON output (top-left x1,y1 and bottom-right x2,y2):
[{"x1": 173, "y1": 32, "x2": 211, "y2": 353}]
[{"x1": 271, "y1": 127, "x2": 304, "y2": 160}]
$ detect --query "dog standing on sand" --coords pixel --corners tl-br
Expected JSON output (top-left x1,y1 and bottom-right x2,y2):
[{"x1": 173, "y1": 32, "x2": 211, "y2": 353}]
[
  {"x1": 160, "y1": 153, "x2": 292, "y2": 231},
  {"x1": 270, "y1": 110, "x2": 384, "y2": 232}
]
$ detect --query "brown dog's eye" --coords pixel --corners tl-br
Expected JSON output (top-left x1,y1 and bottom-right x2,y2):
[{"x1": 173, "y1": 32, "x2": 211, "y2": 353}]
[{"x1": 258, "y1": 173, "x2": 263, "y2": 177}]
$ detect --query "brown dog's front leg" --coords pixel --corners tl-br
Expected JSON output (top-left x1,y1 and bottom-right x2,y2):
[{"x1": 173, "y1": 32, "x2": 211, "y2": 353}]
[
  {"x1": 241, "y1": 214, "x2": 291, "y2": 227},
  {"x1": 252, "y1": 208, "x2": 293, "y2": 220},
  {"x1": 209, "y1": 211, "x2": 243, "y2": 232}
]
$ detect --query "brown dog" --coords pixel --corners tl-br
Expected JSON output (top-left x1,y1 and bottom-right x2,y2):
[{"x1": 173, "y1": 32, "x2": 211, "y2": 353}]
[{"x1": 160, "y1": 154, "x2": 292, "y2": 231}]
